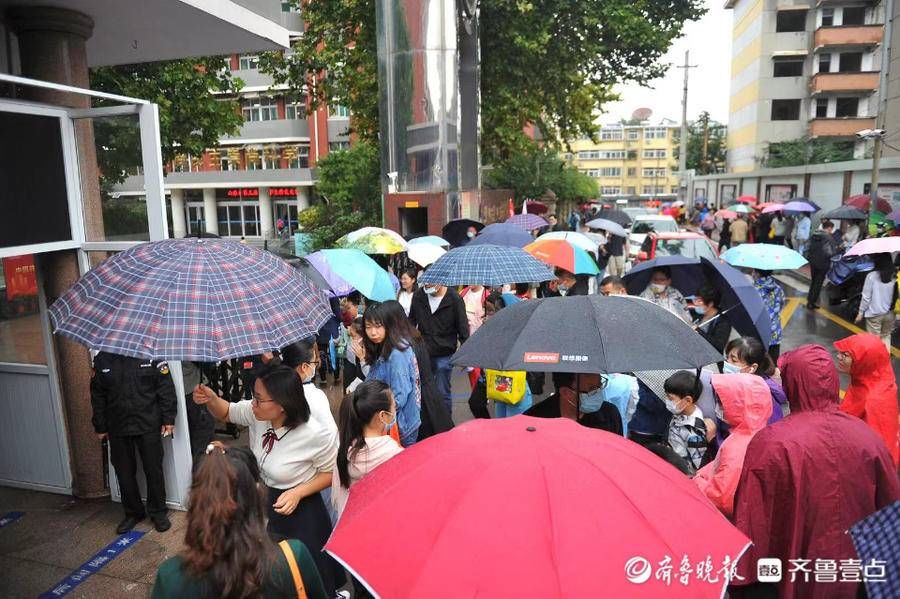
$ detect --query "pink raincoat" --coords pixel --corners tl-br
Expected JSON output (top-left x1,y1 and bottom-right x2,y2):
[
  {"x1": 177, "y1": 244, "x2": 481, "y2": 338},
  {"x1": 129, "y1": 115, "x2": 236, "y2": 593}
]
[{"x1": 694, "y1": 374, "x2": 772, "y2": 518}]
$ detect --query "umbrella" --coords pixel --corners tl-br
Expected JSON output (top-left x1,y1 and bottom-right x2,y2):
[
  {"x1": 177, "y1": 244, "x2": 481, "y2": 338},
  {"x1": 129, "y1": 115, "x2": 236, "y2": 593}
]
[
  {"x1": 535, "y1": 231, "x2": 600, "y2": 254},
  {"x1": 721, "y1": 244, "x2": 808, "y2": 271},
  {"x1": 593, "y1": 208, "x2": 632, "y2": 226},
  {"x1": 506, "y1": 213, "x2": 549, "y2": 231},
  {"x1": 715, "y1": 209, "x2": 738, "y2": 219},
  {"x1": 727, "y1": 203, "x2": 754, "y2": 214},
  {"x1": 823, "y1": 205, "x2": 868, "y2": 221},
  {"x1": 451, "y1": 295, "x2": 722, "y2": 373},
  {"x1": 887, "y1": 209, "x2": 900, "y2": 225},
  {"x1": 849, "y1": 500, "x2": 900, "y2": 599},
  {"x1": 407, "y1": 243, "x2": 446, "y2": 268},
  {"x1": 418, "y1": 244, "x2": 554, "y2": 287},
  {"x1": 844, "y1": 236, "x2": 900, "y2": 257},
  {"x1": 672, "y1": 200, "x2": 685, "y2": 207},
  {"x1": 524, "y1": 199, "x2": 549, "y2": 214},
  {"x1": 326, "y1": 417, "x2": 750, "y2": 599},
  {"x1": 623, "y1": 256, "x2": 703, "y2": 296},
  {"x1": 735, "y1": 195, "x2": 757, "y2": 204},
  {"x1": 585, "y1": 218, "x2": 628, "y2": 237},
  {"x1": 846, "y1": 194, "x2": 892, "y2": 214},
  {"x1": 285, "y1": 256, "x2": 334, "y2": 294},
  {"x1": 408, "y1": 235, "x2": 450, "y2": 248},
  {"x1": 783, "y1": 200, "x2": 818, "y2": 213},
  {"x1": 48, "y1": 238, "x2": 332, "y2": 362},
  {"x1": 336, "y1": 227, "x2": 408, "y2": 255},
  {"x1": 468, "y1": 223, "x2": 535, "y2": 248},
  {"x1": 755, "y1": 202, "x2": 778, "y2": 211},
  {"x1": 306, "y1": 249, "x2": 397, "y2": 302},
  {"x1": 760, "y1": 204, "x2": 785, "y2": 214},
  {"x1": 441, "y1": 219, "x2": 484, "y2": 247},
  {"x1": 524, "y1": 239, "x2": 600, "y2": 275}
]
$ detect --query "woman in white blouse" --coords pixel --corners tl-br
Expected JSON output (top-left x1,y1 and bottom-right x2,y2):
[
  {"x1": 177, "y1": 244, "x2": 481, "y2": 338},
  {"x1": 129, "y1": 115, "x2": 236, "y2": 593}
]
[
  {"x1": 193, "y1": 363, "x2": 343, "y2": 595},
  {"x1": 396, "y1": 267, "x2": 418, "y2": 316}
]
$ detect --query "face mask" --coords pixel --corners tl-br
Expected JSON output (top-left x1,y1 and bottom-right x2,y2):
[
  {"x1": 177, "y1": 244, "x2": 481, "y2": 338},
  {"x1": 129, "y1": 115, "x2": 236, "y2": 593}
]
[
  {"x1": 423, "y1": 286, "x2": 438, "y2": 296},
  {"x1": 722, "y1": 361, "x2": 742, "y2": 374},
  {"x1": 664, "y1": 398, "x2": 683, "y2": 415},
  {"x1": 382, "y1": 411, "x2": 397, "y2": 433},
  {"x1": 558, "y1": 285, "x2": 569, "y2": 296},
  {"x1": 650, "y1": 283, "x2": 667, "y2": 294},
  {"x1": 579, "y1": 388, "x2": 606, "y2": 414},
  {"x1": 693, "y1": 306, "x2": 706, "y2": 316},
  {"x1": 501, "y1": 284, "x2": 512, "y2": 293},
  {"x1": 467, "y1": 231, "x2": 476, "y2": 239},
  {"x1": 302, "y1": 363, "x2": 317, "y2": 384}
]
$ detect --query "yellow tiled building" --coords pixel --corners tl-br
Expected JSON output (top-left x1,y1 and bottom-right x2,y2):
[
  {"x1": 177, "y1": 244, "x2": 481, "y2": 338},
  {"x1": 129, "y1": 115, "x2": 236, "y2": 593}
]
[{"x1": 563, "y1": 121, "x2": 681, "y2": 200}]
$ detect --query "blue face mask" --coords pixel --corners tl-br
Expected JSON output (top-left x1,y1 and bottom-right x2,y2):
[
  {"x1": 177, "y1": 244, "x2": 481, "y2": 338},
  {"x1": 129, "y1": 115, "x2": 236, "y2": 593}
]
[
  {"x1": 693, "y1": 306, "x2": 706, "y2": 316},
  {"x1": 579, "y1": 388, "x2": 606, "y2": 414},
  {"x1": 722, "y1": 361, "x2": 742, "y2": 374},
  {"x1": 382, "y1": 411, "x2": 397, "y2": 433}
]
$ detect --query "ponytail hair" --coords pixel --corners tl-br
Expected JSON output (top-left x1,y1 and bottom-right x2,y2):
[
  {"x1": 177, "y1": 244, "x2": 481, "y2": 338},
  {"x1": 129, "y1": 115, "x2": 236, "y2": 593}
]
[
  {"x1": 182, "y1": 446, "x2": 274, "y2": 599},
  {"x1": 725, "y1": 336, "x2": 775, "y2": 377},
  {"x1": 336, "y1": 380, "x2": 393, "y2": 489}
]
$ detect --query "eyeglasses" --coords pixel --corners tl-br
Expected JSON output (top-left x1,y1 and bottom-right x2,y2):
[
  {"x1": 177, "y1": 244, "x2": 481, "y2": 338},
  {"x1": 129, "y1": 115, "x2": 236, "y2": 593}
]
[
  {"x1": 305, "y1": 360, "x2": 320, "y2": 366},
  {"x1": 252, "y1": 396, "x2": 276, "y2": 406}
]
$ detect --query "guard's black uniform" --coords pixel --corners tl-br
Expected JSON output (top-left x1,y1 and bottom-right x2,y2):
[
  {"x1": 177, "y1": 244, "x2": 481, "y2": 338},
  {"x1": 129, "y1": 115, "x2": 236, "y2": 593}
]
[{"x1": 90, "y1": 351, "x2": 177, "y2": 521}]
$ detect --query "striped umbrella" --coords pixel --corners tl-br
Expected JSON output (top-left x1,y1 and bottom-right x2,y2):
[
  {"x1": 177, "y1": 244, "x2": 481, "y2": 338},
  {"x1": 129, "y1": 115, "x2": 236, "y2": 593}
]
[
  {"x1": 48, "y1": 238, "x2": 332, "y2": 361},
  {"x1": 419, "y1": 244, "x2": 554, "y2": 287},
  {"x1": 524, "y1": 239, "x2": 600, "y2": 275}
]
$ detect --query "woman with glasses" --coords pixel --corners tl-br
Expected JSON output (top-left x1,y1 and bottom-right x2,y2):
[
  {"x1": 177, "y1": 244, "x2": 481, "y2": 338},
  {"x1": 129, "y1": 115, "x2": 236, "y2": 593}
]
[
  {"x1": 277, "y1": 339, "x2": 338, "y2": 435},
  {"x1": 192, "y1": 364, "x2": 344, "y2": 596}
]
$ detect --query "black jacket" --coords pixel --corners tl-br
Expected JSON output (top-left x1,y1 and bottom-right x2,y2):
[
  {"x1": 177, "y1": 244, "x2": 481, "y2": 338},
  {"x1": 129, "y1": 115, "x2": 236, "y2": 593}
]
[
  {"x1": 409, "y1": 288, "x2": 469, "y2": 357},
  {"x1": 410, "y1": 338, "x2": 454, "y2": 439},
  {"x1": 695, "y1": 314, "x2": 732, "y2": 355},
  {"x1": 524, "y1": 393, "x2": 623, "y2": 435},
  {"x1": 805, "y1": 230, "x2": 838, "y2": 270},
  {"x1": 90, "y1": 352, "x2": 177, "y2": 436}
]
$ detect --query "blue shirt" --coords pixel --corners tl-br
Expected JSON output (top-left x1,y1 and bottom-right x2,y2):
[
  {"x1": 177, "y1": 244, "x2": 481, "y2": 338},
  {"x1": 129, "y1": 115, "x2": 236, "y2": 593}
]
[{"x1": 367, "y1": 344, "x2": 421, "y2": 446}]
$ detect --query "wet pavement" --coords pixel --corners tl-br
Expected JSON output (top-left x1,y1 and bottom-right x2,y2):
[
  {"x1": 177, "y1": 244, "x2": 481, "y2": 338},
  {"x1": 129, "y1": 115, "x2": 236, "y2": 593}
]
[{"x1": 1, "y1": 279, "x2": 897, "y2": 598}]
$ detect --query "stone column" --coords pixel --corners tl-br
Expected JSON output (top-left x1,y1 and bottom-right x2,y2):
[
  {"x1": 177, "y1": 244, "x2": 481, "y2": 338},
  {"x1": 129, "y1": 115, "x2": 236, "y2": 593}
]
[
  {"x1": 259, "y1": 187, "x2": 274, "y2": 239},
  {"x1": 297, "y1": 186, "x2": 311, "y2": 210},
  {"x1": 7, "y1": 5, "x2": 107, "y2": 498},
  {"x1": 170, "y1": 189, "x2": 187, "y2": 238},
  {"x1": 202, "y1": 188, "x2": 219, "y2": 235}
]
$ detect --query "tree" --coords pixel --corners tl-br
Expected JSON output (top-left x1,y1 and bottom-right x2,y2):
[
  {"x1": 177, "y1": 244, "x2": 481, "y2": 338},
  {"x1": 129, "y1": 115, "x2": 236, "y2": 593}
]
[
  {"x1": 763, "y1": 138, "x2": 855, "y2": 168},
  {"x1": 484, "y1": 141, "x2": 597, "y2": 203},
  {"x1": 674, "y1": 112, "x2": 727, "y2": 175},
  {"x1": 299, "y1": 141, "x2": 383, "y2": 250},
  {"x1": 264, "y1": 0, "x2": 705, "y2": 162}
]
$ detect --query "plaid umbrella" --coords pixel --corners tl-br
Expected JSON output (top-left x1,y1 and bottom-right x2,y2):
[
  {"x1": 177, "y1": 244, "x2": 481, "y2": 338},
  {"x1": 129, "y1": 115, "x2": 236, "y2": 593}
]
[
  {"x1": 849, "y1": 500, "x2": 900, "y2": 599},
  {"x1": 506, "y1": 213, "x2": 549, "y2": 231},
  {"x1": 48, "y1": 238, "x2": 332, "y2": 362},
  {"x1": 419, "y1": 244, "x2": 554, "y2": 287}
]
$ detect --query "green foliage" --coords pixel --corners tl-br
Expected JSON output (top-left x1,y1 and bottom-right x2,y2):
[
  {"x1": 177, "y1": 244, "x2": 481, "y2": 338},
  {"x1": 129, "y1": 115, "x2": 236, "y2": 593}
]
[
  {"x1": 764, "y1": 138, "x2": 855, "y2": 168},
  {"x1": 90, "y1": 58, "x2": 244, "y2": 184},
  {"x1": 484, "y1": 140, "x2": 597, "y2": 202},
  {"x1": 101, "y1": 198, "x2": 149, "y2": 241},
  {"x1": 301, "y1": 142, "x2": 383, "y2": 249},
  {"x1": 673, "y1": 112, "x2": 727, "y2": 175}
]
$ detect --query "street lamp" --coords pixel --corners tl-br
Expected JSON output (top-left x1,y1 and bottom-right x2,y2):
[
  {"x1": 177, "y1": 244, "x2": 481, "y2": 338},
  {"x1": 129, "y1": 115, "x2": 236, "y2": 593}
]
[{"x1": 857, "y1": 128, "x2": 886, "y2": 215}]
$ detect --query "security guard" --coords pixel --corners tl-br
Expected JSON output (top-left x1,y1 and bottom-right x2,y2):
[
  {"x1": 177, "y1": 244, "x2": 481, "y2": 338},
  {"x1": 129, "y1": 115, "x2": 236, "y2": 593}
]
[{"x1": 90, "y1": 351, "x2": 177, "y2": 534}]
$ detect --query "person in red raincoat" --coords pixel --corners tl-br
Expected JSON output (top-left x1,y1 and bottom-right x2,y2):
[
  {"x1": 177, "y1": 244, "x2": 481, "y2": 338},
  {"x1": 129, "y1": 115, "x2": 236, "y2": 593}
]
[
  {"x1": 833, "y1": 332, "x2": 900, "y2": 466},
  {"x1": 730, "y1": 344, "x2": 900, "y2": 599}
]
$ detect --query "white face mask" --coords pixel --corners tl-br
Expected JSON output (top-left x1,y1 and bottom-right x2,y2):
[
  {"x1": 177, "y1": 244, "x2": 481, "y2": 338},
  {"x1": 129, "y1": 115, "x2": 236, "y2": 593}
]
[
  {"x1": 501, "y1": 284, "x2": 512, "y2": 293},
  {"x1": 423, "y1": 286, "x2": 439, "y2": 296},
  {"x1": 558, "y1": 285, "x2": 569, "y2": 296},
  {"x1": 664, "y1": 398, "x2": 683, "y2": 415},
  {"x1": 467, "y1": 231, "x2": 476, "y2": 239},
  {"x1": 650, "y1": 283, "x2": 667, "y2": 294}
]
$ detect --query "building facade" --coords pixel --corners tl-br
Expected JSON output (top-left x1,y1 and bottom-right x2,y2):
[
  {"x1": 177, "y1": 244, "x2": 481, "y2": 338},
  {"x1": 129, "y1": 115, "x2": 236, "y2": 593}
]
[
  {"x1": 726, "y1": 0, "x2": 885, "y2": 172},
  {"x1": 563, "y1": 121, "x2": 681, "y2": 200},
  {"x1": 115, "y1": 3, "x2": 352, "y2": 244}
]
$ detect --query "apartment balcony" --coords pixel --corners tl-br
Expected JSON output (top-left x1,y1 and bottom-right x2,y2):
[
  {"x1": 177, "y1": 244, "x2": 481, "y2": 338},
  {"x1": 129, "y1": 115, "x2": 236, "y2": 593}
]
[
  {"x1": 810, "y1": 71, "x2": 879, "y2": 94},
  {"x1": 814, "y1": 25, "x2": 883, "y2": 50},
  {"x1": 808, "y1": 117, "x2": 875, "y2": 138}
]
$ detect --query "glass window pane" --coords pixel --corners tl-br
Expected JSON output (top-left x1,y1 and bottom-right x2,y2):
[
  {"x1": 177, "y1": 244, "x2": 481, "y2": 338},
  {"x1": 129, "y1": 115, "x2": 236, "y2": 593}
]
[
  {"x1": 0, "y1": 254, "x2": 46, "y2": 364},
  {"x1": 243, "y1": 206, "x2": 259, "y2": 237}
]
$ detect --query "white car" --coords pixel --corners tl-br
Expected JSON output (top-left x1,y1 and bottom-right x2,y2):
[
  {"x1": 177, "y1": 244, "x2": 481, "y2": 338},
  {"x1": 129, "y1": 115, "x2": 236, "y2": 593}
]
[{"x1": 627, "y1": 215, "x2": 679, "y2": 259}]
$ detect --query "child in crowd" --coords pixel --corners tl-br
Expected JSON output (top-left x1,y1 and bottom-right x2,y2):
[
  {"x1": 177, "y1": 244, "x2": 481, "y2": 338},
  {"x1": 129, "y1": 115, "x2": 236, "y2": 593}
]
[{"x1": 663, "y1": 371, "x2": 708, "y2": 475}]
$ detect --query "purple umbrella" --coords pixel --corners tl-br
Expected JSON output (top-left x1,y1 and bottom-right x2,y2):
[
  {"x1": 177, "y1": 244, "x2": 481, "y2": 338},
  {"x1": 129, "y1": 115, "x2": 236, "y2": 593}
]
[
  {"x1": 887, "y1": 209, "x2": 900, "y2": 226},
  {"x1": 782, "y1": 201, "x2": 818, "y2": 213},
  {"x1": 506, "y1": 213, "x2": 549, "y2": 231},
  {"x1": 305, "y1": 252, "x2": 356, "y2": 297},
  {"x1": 48, "y1": 238, "x2": 332, "y2": 362}
]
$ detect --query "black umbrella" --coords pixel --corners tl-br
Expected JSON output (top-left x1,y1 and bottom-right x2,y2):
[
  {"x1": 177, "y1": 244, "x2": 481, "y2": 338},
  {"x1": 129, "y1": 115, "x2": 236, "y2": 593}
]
[
  {"x1": 442, "y1": 219, "x2": 485, "y2": 247},
  {"x1": 450, "y1": 295, "x2": 721, "y2": 374},
  {"x1": 823, "y1": 205, "x2": 868, "y2": 220},
  {"x1": 592, "y1": 208, "x2": 632, "y2": 227}
]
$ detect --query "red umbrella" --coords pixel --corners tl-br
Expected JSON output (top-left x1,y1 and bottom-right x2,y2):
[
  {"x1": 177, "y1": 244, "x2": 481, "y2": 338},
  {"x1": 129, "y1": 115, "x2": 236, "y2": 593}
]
[
  {"x1": 846, "y1": 194, "x2": 892, "y2": 214},
  {"x1": 524, "y1": 199, "x2": 549, "y2": 215},
  {"x1": 326, "y1": 417, "x2": 750, "y2": 598},
  {"x1": 735, "y1": 195, "x2": 757, "y2": 204}
]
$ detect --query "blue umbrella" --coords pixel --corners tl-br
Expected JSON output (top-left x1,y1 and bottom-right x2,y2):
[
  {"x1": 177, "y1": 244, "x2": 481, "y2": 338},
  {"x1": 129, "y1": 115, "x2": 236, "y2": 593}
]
[
  {"x1": 419, "y1": 244, "x2": 554, "y2": 287},
  {"x1": 721, "y1": 244, "x2": 807, "y2": 271},
  {"x1": 408, "y1": 235, "x2": 450, "y2": 248},
  {"x1": 307, "y1": 249, "x2": 397, "y2": 302},
  {"x1": 468, "y1": 223, "x2": 535, "y2": 248},
  {"x1": 850, "y1": 500, "x2": 900, "y2": 599},
  {"x1": 622, "y1": 256, "x2": 773, "y2": 347}
]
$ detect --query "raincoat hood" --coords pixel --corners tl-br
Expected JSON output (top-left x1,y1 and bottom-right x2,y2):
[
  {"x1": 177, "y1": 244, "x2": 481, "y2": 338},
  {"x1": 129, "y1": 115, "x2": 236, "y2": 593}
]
[
  {"x1": 777, "y1": 344, "x2": 840, "y2": 414},
  {"x1": 834, "y1": 333, "x2": 893, "y2": 380},
  {"x1": 709, "y1": 374, "x2": 772, "y2": 434}
]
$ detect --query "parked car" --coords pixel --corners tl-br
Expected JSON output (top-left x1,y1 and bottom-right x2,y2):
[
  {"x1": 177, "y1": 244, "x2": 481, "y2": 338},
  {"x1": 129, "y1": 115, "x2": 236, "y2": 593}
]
[
  {"x1": 633, "y1": 232, "x2": 719, "y2": 266},
  {"x1": 627, "y1": 215, "x2": 679, "y2": 259},
  {"x1": 622, "y1": 207, "x2": 657, "y2": 222}
]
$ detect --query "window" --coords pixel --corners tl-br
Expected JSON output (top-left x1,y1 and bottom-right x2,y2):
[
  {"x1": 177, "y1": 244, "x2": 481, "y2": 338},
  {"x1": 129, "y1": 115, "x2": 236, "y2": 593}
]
[
  {"x1": 562, "y1": 152, "x2": 573, "y2": 160},
  {"x1": 838, "y1": 52, "x2": 862, "y2": 73},
  {"x1": 671, "y1": 186, "x2": 680, "y2": 194},
  {"x1": 582, "y1": 150, "x2": 627, "y2": 159},
  {"x1": 285, "y1": 95, "x2": 307, "y2": 120},
  {"x1": 642, "y1": 149, "x2": 667, "y2": 159},
  {"x1": 329, "y1": 141, "x2": 350, "y2": 152},
  {"x1": 578, "y1": 150, "x2": 600, "y2": 159},
  {"x1": 220, "y1": 151, "x2": 235, "y2": 171},
  {"x1": 774, "y1": 58, "x2": 804, "y2": 77},
  {"x1": 239, "y1": 54, "x2": 259, "y2": 70},
  {"x1": 286, "y1": 145, "x2": 310, "y2": 169},
  {"x1": 600, "y1": 129, "x2": 623, "y2": 140},
  {"x1": 642, "y1": 167, "x2": 667, "y2": 178},
  {"x1": 835, "y1": 97, "x2": 858, "y2": 117},
  {"x1": 821, "y1": 8, "x2": 834, "y2": 27},
  {"x1": 274, "y1": 202, "x2": 299, "y2": 236},
  {"x1": 816, "y1": 98, "x2": 829, "y2": 118},
  {"x1": 644, "y1": 127, "x2": 668, "y2": 140},
  {"x1": 627, "y1": 150, "x2": 638, "y2": 160},
  {"x1": 329, "y1": 105, "x2": 350, "y2": 118},
  {"x1": 776, "y1": 10, "x2": 807, "y2": 33},
  {"x1": 599, "y1": 167, "x2": 622, "y2": 177},
  {"x1": 186, "y1": 204, "x2": 205, "y2": 235},
  {"x1": 242, "y1": 97, "x2": 278, "y2": 122},
  {"x1": 601, "y1": 187, "x2": 621, "y2": 196},
  {"x1": 263, "y1": 148, "x2": 280, "y2": 170},
  {"x1": 626, "y1": 186, "x2": 636, "y2": 195},
  {"x1": 173, "y1": 154, "x2": 192, "y2": 173},
  {"x1": 627, "y1": 129, "x2": 639, "y2": 140},
  {"x1": 641, "y1": 186, "x2": 666, "y2": 195},
  {"x1": 819, "y1": 53, "x2": 832, "y2": 73},
  {"x1": 771, "y1": 99, "x2": 801, "y2": 120},
  {"x1": 281, "y1": 1, "x2": 299, "y2": 12},
  {"x1": 842, "y1": 6, "x2": 866, "y2": 26},
  {"x1": 627, "y1": 167, "x2": 637, "y2": 177}
]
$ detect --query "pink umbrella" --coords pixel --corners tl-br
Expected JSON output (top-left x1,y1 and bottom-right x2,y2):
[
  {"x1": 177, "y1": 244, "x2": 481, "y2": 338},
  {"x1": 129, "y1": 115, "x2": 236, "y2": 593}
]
[
  {"x1": 716, "y1": 209, "x2": 738, "y2": 219},
  {"x1": 736, "y1": 195, "x2": 757, "y2": 204},
  {"x1": 761, "y1": 204, "x2": 785, "y2": 214},
  {"x1": 845, "y1": 237, "x2": 900, "y2": 257}
]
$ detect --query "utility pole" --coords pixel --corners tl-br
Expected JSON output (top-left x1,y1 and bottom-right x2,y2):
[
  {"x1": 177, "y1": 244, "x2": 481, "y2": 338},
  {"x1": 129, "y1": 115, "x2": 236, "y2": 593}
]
[
  {"x1": 869, "y1": 0, "x2": 894, "y2": 217},
  {"x1": 677, "y1": 50, "x2": 698, "y2": 205},
  {"x1": 701, "y1": 113, "x2": 710, "y2": 175}
]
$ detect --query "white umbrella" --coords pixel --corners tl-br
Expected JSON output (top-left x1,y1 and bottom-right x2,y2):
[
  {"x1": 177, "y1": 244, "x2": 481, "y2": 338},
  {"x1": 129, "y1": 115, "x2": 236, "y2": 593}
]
[
  {"x1": 408, "y1": 243, "x2": 447, "y2": 267},
  {"x1": 535, "y1": 231, "x2": 599, "y2": 254}
]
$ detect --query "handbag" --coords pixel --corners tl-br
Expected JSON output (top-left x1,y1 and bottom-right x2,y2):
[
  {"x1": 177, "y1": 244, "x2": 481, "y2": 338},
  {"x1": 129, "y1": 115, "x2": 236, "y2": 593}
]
[
  {"x1": 278, "y1": 540, "x2": 308, "y2": 599},
  {"x1": 485, "y1": 369, "x2": 527, "y2": 405}
]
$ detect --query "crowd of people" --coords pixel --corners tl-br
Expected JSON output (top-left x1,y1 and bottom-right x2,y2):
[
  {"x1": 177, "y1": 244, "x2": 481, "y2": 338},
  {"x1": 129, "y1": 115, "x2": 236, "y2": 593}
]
[{"x1": 82, "y1": 208, "x2": 899, "y2": 599}]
